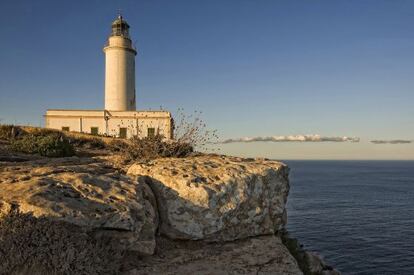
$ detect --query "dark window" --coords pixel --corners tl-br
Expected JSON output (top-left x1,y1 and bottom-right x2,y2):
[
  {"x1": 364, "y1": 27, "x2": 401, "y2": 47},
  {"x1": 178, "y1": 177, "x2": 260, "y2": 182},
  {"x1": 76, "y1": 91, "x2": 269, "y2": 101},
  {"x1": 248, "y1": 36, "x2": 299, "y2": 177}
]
[
  {"x1": 91, "y1": 127, "x2": 99, "y2": 135},
  {"x1": 147, "y1": 128, "x2": 155, "y2": 138},
  {"x1": 119, "y1": 128, "x2": 127, "y2": 139},
  {"x1": 62, "y1": 127, "x2": 69, "y2": 132}
]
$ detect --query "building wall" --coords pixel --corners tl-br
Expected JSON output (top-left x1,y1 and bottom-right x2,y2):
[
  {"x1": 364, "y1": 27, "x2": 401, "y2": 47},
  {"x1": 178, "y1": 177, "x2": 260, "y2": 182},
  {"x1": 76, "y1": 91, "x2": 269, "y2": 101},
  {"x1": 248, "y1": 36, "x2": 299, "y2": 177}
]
[
  {"x1": 46, "y1": 117, "x2": 84, "y2": 132},
  {"x1": 45, "y1": 110, "x2": 173, "y2": 139},
  {"x1": 80, "y1": 118, "x2": 106, "y2": 135}
]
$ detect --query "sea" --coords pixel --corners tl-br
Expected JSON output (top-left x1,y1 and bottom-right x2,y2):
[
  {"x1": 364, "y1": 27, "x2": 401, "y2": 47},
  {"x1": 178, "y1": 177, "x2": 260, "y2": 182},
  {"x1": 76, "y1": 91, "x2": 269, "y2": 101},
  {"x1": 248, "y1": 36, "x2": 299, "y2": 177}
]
[{"x1": 284, "y1": 160, "x2": 414, "y2": 275}]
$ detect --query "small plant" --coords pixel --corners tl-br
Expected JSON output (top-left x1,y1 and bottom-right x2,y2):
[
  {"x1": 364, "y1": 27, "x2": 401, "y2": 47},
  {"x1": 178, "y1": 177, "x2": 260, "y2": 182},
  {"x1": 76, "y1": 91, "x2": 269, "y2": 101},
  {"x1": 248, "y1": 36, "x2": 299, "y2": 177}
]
[
  {"x1": 25, "y1": 127, "x2": 61, "y2": 137},
  {"x1": 108, "y1": 138, "x2": 129, "y2": 152},
  {"x1": 67, "y1": 135, "x2": 106, "y2": 149},
  {"x1": 36, "y1": 134, "x2": 75, "y2": 157},
  {"x1": 121, "y1": 134, "x2": 193, "y2": 162},
  {"x1": 173, "y1": 109, "x2": 219, "y2": 152},
  {"x1": 10, "y1": 133, "x2": 75, "y2": 157},
  {"x1": 112, "y1": 109, "x2": 219, "y2": 162},
  {"x1": 0, "y1": 124, "x2": 25, "y2": 140}
]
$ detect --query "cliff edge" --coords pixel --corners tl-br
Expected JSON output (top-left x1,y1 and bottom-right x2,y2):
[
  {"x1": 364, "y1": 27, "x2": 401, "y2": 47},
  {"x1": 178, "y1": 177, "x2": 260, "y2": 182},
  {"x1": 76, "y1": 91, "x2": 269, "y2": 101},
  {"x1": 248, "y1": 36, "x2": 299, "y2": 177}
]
[{"x1": 0, "y1": 148, "x2": 337, "y2": 274}]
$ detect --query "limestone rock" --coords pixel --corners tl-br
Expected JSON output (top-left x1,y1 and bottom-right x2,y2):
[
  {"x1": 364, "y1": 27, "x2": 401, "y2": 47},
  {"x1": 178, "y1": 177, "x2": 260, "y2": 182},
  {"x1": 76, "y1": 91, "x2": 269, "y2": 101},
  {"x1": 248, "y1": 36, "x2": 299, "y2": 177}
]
[
  {"x1": 128, "y1": 155, "x2": 289, "y2": 241},
  {"x1": 305, "y1": 252, "x2": 341, "y2": 275},
  {"x1": 0, "y1": 156, "x2": 157, "y2": 256},
  {"x1": 124, "y1": 235, "x2": 303, "y2": 275}
]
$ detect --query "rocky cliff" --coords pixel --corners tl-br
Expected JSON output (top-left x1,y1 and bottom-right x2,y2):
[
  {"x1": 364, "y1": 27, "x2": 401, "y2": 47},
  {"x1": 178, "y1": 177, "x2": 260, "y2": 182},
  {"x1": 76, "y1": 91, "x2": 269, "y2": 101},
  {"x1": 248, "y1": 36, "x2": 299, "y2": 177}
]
[
  {"x1": 127, "y1": 155, "x2": 289, "y2": 242},
  {"x1": 0, "y1": 152, "x2": 336, "y2": 274}
]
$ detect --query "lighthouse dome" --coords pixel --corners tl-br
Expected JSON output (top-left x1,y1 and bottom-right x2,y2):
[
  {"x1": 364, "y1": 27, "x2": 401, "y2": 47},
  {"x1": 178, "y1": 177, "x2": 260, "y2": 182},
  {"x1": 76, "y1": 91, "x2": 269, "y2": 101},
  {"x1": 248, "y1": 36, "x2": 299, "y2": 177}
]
[{"x1": 111, "y1": 15, "x2": 130, "y2": 38}]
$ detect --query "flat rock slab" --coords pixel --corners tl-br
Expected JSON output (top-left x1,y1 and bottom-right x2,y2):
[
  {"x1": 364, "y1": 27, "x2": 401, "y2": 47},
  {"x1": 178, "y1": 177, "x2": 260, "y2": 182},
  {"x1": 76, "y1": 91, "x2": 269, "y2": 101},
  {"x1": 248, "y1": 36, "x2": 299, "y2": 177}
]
[
  {"x1": 0, "y1": 156, "x2": 157, "y2": 255},
  {"x1": 123, "y1": 235, "x2": 302, "y2": 275},
  {"x1": 128, "y1": 155, "x2": 290, "y2": 241}
]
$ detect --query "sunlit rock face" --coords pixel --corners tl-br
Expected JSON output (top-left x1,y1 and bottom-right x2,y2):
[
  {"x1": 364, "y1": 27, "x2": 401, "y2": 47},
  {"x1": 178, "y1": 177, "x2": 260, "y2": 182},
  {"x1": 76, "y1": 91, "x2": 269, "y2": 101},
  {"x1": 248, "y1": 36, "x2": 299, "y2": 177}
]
[
  {"x1": 128, "y1": 155, "x2": 290, "y2": 241},
  {"x1": 0, "y1": 157, "x2": 157, "y2": 256}
]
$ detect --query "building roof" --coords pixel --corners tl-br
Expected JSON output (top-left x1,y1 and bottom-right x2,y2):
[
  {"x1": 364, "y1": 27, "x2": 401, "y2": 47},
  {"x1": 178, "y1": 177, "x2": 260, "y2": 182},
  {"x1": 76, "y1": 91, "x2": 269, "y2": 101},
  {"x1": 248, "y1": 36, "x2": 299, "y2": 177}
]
[
  {"x1": 46, "y1": 109, "x2": 170, "y2": 113},
  {"x1": 45, "y1": 109, "x2": 172, "y2": 118}
]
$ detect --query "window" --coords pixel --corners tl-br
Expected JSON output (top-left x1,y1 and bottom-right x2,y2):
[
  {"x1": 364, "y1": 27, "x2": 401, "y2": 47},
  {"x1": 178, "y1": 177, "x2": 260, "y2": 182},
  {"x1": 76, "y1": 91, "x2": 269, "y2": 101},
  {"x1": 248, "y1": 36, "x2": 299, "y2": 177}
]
[
  {"x1": 147, "y1": 128, "x2": 155, "y2": 138},
  {"x1": 119, "y1": 127, "x2": 127, "y2": 139},
  {"x1": 90, "y1": 127, "x2": 99, "y2": 135},
  {"x1": 62, "y1": 127, "x2": 69, "y2": 131}
]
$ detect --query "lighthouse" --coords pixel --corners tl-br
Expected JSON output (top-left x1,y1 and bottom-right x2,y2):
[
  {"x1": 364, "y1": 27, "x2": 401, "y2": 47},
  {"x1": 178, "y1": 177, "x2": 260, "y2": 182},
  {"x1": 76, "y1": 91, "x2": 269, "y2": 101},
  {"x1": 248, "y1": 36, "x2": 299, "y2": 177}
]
[
  {"x1": 45, "y1": 15, "x2": 173, "y2": 139},
  {"x1": 103, "y1": 15, "x2": 137, "y2": 111}
]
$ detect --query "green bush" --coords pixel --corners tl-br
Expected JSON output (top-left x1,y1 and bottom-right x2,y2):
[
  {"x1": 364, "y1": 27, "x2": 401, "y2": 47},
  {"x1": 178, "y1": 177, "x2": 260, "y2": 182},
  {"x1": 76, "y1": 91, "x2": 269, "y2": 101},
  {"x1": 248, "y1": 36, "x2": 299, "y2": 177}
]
[
  {"x1": 10, "y1": 134, "x2": 75, "y2": 157},
  {"x1": 26, "y1": 127, "x2": 60, "y2": 137},
  {"x1": 0, "y1": 125, "x2": 13, "y2": 140}
]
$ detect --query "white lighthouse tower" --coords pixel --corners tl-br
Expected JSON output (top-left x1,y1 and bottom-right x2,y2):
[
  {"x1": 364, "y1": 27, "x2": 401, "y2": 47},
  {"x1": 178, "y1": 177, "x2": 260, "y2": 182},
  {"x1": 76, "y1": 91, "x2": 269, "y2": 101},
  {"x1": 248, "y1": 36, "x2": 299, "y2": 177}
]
[
  {"x1": 103, "y1": 15, "x2": 137, "y2": 111},
  {"x1": 45, "y1": 15, "x2": 173, "y2": 139}
]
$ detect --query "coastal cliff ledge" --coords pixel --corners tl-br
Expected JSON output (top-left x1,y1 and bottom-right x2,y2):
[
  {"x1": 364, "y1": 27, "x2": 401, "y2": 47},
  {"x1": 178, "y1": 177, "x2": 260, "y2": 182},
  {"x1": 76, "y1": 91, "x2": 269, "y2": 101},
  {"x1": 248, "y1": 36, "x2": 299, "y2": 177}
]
[
  {"x1": 0, "y1": 152, "x2": 336, "y2": 274},
  {"x1": 127, "y1": 155, "x2": 290, "y2": 242}
]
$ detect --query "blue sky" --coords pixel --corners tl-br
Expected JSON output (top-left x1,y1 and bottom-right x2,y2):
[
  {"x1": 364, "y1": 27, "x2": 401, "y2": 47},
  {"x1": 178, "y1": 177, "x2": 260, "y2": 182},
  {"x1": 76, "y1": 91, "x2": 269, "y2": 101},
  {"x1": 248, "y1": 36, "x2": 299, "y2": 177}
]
[{"x1": 0, "y1": 0, "x2": 413, "y2": 159}]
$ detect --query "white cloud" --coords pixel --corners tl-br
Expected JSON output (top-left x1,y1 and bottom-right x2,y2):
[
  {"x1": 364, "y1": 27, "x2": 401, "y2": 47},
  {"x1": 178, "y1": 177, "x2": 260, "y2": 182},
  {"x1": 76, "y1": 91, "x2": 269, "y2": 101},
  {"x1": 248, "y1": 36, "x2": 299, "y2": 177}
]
[
  {"x1": 371, "y1": 140, "x2": 412, "y2": 144},
  {"x1": 220, "y1": 134, "x2": 360, "y2": 144}
]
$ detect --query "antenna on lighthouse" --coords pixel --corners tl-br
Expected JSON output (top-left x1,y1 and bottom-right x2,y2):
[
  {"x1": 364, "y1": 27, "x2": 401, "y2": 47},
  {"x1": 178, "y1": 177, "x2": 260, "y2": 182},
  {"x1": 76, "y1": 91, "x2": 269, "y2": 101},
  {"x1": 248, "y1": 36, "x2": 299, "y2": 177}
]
[{"x1": 117, "y1": 8, "x2": 122, "y2": 19}]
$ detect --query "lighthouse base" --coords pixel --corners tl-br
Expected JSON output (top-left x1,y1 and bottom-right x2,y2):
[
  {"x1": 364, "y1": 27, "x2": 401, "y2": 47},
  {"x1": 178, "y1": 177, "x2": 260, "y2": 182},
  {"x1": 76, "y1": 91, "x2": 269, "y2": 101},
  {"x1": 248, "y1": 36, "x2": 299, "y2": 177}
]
[{"x1": 44, "y1": 109, "x2": 173, "y2": 139}]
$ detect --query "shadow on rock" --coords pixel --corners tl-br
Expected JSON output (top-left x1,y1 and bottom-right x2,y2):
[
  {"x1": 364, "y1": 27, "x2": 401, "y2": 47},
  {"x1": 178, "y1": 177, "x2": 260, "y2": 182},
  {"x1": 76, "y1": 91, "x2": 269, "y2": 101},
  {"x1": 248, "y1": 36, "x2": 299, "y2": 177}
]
[{"x1": 0, "y1": 205, "x2": 123, "y2": 274}]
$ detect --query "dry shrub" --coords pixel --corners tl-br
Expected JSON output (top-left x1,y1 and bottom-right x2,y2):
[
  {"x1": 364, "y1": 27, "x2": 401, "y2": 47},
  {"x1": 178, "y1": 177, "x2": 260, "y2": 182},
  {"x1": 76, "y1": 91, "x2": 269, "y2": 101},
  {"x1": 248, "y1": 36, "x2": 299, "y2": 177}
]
[
  {"x1": 108, "y1": 138, "x2": 130, "y2": 152},
  {"x1": 0, "y1": 125, "x2": 25, "y2": 140},
  {"x1": 121, "y1": 134, "x2": 193, "y2": 162},
  {"x1": 0, "y1": 125, "x2": 14, "y2": 140},
  {"x1": 0, "y1": 207, "x2": 123, "y2": 274},
  {"x1": 115, "y1": 109, "x2": 217, "y2": 162},
  {"x1": 173, "y1": 109, "x2": 218, "y2": 152},
  {"x1": 67, "y1": 136, "x2": 106, "y2": 150},
  {"x1": 24, "y1": 127, "x2": 61, "y2": 137}
]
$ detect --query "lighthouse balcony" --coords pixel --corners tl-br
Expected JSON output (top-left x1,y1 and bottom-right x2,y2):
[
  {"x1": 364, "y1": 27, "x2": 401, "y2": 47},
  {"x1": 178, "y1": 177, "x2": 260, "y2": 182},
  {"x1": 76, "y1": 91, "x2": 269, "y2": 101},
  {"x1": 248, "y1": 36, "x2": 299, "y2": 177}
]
[{"x1": 104, "y1": 37, "x2": 136, "y2": 52}]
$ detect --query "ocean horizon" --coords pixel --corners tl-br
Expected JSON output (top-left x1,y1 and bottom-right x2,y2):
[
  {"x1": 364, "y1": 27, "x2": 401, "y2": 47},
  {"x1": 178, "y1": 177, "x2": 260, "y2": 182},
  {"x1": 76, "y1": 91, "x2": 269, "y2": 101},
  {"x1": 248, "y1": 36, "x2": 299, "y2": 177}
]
[{"x1": 285, "y1": 160, "x2": 414, "y2": 275}]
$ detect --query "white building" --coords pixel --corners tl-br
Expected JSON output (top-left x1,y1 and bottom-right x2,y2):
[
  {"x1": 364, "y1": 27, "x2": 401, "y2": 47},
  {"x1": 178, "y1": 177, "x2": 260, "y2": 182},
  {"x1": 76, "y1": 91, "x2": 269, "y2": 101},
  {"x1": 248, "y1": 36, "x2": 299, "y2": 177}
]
[{"x1": 45, "y1": 15, "x2": 173, "y2": 139}]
